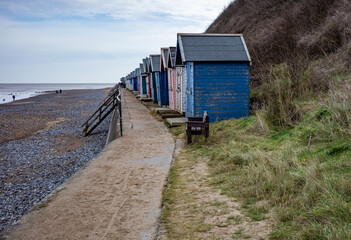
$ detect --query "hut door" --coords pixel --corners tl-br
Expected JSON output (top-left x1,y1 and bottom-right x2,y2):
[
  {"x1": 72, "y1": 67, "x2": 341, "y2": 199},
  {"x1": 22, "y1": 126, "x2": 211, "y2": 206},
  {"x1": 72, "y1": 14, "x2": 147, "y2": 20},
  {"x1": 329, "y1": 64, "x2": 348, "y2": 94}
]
[
  {"x1": 176, "y1": 67, "x2": 183, "y2": 112},
  {"x1": 186, "y1": 62, "x2": 194, "y2": 117},
  {"x1": 156, "y1": 73, "x2": 161, "y2": 106}
]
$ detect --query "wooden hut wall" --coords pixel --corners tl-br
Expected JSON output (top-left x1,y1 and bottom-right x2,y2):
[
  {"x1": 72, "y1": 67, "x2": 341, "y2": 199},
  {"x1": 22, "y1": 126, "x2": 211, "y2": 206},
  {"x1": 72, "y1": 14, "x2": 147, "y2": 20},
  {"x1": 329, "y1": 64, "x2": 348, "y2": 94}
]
[
  {"x1": 146, "y1": 61, "x2": 152, "y2": 98},
  {"x1": 167, "y1": 68, "x2": 176, "y2": 110},
  {"x1": 185, "y1": 61, "x2": 250, "y2": 121},
  {"x1": 158, "y1": 48, "x2": 169, "y2": 107},
  {"x1": 151, "y1": 72, "x2": 157, "y2": 102},
  {"x1": 142, "y1": 76, "x2": 147, "y2": 95},
  {"x1": 167, "y1": 47, "x2": 177, "y2": 111},
  {"x1": 150, "y1": 54, "x2": 161, "y2": 103},
  {"x1": 175, "y1": 67, "x2": 183, "y2": 112},
  {"x1": 133, "y1": 74, "x2": 138, "y2": 91}
]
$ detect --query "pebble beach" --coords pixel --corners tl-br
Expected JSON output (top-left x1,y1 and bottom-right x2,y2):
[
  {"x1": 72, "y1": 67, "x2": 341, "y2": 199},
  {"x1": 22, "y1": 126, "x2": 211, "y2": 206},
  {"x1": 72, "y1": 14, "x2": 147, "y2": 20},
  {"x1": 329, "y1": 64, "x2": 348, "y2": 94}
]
[{"x1": 0, "y1": 88, "x2": 111, "y2": 232}]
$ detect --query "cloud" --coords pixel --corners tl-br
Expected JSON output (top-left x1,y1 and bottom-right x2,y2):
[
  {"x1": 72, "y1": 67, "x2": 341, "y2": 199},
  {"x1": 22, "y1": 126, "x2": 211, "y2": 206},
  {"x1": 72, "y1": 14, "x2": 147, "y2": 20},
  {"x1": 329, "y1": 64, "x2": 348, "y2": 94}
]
[
  {"x1": 0, "y1": 0, "x2": 232, "y2": 83},
  {"x1": 0, "y1": 0, "x2": 231, "y2": 26}
]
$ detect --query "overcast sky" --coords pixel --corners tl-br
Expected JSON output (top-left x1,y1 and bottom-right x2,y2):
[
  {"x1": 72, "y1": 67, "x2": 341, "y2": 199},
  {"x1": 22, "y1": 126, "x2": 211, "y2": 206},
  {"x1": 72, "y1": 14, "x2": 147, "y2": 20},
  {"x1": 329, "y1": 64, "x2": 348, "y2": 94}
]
[{"x1": 0, "y1": 0, "x2": 231, "y2": 84}]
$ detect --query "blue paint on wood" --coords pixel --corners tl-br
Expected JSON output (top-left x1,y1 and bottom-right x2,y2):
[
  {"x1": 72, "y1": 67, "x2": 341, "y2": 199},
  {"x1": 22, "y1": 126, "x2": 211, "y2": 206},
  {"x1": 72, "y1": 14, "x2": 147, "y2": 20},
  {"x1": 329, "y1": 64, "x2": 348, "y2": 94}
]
[
  {"x1": 186, "y1": 62, "x2": 250, "y2": 122},
  {"x1": 133, "y1": 77, "x2": 138, "y2": 91},
  {"x1": 151, "y1": 72, "x2": 158, "y2": 102},
  {"x1": 185, "y1": 62, "x2": 194, "y2": 117},
  {"x1": 156, "y1": 72, "x2": 161, "y2": 106},
  {"x1": 142, "y1": 76, "x2": 147, "y2": 94},
  {"x1": 156, "y1": 71, "x2": 169, "y2": 107}
]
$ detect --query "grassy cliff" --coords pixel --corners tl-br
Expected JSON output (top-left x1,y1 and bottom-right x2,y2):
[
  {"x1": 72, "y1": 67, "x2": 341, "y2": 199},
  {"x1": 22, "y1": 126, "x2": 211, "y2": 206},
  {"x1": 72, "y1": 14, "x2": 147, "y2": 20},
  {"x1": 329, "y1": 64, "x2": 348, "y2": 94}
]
[
  {"x1": 207, "y1": 0, "x2": 351, "y2": 124},
  {"x1": 201, "y1": 1, "x2": 351, "y2": 238},
  {"x1": 161, "y1": 2, "x2": 351, "y2": 239}
]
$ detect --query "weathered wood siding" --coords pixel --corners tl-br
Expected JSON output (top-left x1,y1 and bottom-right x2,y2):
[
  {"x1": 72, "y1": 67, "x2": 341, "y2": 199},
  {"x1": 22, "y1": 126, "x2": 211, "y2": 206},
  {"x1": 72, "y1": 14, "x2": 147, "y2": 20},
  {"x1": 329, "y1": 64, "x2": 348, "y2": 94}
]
[
  {"x1": 182, "y1": 66, "x2": 187, "y2": 113},
  {"x1": 186, "y1": 62, "x2": 250, "y2": 122},
  {"x1": 168, "y1": 69, "x2": 174, "y2": 110},
  {"x1": 147, "y1": 74, "x2": 152, "y2": 98},
  {"x1": 176, "y1": 67, "x2": 184, "y2": 113},
  {"x1": 168, "y1": 68, "x2": 177, "y2": 110},
  {"x1": 185, "y1": 62, "x2": 194, "y2": 117}
]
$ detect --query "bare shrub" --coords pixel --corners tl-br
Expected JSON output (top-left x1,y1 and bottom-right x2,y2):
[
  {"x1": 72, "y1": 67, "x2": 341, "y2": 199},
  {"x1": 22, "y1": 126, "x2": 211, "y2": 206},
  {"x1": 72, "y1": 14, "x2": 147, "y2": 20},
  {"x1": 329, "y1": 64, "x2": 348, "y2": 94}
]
[{"x1": 206, "y1": 0, "x2": 351, "y2": 113}]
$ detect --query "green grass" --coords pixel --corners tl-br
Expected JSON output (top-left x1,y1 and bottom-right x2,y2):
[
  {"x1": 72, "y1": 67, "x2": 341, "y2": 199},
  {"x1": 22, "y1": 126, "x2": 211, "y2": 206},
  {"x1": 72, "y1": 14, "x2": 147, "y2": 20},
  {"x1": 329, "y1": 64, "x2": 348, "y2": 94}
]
[
  {"x1": 185, "y1": 104, "x2": 351, "y2": 239},
  {"x1": 160, "y1": 75, "x2": 351, "y2": 238}
]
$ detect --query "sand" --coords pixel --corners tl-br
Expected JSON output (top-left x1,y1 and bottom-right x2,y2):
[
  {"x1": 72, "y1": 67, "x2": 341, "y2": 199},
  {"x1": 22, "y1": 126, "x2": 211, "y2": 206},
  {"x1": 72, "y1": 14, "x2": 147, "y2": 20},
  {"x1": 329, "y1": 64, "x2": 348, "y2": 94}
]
[{"x1": 3, "y1": 89, "x2": 175, "y2": 240}]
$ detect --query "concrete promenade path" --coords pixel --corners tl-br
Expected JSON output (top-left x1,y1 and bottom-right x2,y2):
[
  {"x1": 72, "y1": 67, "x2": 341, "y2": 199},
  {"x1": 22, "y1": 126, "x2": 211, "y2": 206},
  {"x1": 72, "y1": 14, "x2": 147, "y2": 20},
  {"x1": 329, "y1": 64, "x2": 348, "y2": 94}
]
[{"x1": 5, "y1": 89, "x2": 174, "y2": 240}]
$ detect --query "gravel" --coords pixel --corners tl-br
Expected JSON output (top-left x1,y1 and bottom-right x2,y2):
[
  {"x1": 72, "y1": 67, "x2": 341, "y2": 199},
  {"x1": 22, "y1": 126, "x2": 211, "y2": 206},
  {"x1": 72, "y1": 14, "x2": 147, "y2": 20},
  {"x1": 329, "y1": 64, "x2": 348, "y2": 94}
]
[{"x1": 0, "y1": 89, "x2": 111, "y2": 232}]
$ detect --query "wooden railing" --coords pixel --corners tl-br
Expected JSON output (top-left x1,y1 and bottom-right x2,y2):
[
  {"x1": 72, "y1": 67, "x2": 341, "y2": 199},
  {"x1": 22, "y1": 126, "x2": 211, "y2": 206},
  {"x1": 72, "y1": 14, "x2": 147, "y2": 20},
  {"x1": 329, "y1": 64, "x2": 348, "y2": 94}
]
[{"x1": 82, "y1": 85, "x2": 122, "y2": 136}]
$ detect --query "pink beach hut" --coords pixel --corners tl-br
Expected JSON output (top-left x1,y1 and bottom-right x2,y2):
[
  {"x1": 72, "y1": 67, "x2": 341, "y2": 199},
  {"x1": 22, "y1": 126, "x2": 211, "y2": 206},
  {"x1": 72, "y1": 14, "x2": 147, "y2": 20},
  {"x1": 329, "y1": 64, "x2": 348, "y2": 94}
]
[{"x1": 167, "y1": 47, "x2": 177, "y2": 110}]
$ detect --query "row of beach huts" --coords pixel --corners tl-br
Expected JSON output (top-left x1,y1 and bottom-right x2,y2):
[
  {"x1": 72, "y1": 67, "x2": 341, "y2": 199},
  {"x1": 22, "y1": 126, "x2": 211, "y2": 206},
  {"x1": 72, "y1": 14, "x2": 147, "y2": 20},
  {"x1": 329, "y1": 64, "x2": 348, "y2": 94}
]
[{"x1": 121, "y1": 33, "x2": 252, "y2": 123}]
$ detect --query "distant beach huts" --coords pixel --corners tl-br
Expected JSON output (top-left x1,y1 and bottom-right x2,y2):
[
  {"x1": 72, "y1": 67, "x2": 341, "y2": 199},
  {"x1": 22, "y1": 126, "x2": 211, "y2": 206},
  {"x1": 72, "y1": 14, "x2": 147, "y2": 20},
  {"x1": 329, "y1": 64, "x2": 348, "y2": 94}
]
[{"x1": 123, "y1": 33, "x2": 251, "y2": 122}]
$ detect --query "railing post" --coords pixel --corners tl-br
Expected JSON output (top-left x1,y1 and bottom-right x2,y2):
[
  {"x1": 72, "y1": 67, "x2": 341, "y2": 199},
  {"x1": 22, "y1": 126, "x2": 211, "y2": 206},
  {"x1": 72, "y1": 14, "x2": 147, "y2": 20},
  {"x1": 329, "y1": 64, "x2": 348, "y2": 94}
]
[{"x1": 117, "y1": 88, "x2": 123, "y2": 136}]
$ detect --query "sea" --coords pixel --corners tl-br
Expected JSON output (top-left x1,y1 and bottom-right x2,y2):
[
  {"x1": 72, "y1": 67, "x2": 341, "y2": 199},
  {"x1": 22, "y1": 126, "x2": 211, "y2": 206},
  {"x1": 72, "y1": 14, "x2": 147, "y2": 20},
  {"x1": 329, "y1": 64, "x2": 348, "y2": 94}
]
[{"x1": 0, "y1": 83, "x2": 115, "y2": 104}]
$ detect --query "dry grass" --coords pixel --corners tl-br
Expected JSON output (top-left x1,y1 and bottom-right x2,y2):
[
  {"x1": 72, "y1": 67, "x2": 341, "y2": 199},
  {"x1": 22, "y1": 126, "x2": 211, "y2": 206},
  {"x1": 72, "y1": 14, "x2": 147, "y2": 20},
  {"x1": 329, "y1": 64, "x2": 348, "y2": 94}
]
[
  {"x1": 160, "y1": 149, "x2": 273, "y2": 240},
  {"x1": 207, "y1": 0, "x2": 351, "y2": 111}
]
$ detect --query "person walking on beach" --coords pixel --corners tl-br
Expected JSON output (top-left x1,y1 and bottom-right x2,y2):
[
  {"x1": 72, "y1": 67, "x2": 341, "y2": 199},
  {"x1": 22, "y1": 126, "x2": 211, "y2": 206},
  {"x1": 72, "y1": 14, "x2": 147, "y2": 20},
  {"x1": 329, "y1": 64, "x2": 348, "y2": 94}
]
[{"x1": 12, "y1": 95, "x2": 15, "y2": 101}]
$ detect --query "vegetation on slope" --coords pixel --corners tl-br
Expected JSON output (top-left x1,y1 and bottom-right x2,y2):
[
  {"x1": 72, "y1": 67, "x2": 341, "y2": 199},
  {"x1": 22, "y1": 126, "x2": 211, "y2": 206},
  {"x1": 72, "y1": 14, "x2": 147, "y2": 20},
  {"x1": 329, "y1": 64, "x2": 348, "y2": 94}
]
[
  {"x1": 161, "y1": 1, "x2": 351, "y2": 239},
  {"x1": 161, "y1": 0, "x2": 351, "y2": 239},
  {"x1": 207, "y1": 0, "x2": 351, "y2": 120},
  {"x1": 162, "y1": 95, "x2": 351, "y2": 238}
]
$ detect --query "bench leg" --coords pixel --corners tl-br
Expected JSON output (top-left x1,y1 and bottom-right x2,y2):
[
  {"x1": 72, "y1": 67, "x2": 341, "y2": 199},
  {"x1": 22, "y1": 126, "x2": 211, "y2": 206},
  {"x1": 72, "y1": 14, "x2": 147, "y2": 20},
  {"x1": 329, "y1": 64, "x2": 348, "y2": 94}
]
[
  {"x1": 186, "y1": 128, "x2": 192, "y2": 144},
  {"x1": 205, "y1": 127, "x2": 209, "y2": 138}
]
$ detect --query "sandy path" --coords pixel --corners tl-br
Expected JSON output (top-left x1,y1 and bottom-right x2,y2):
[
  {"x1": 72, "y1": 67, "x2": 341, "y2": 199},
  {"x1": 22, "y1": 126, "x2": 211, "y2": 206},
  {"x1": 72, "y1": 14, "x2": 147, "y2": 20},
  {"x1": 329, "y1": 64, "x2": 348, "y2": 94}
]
[{"x1": 4, "y1": 89, "x2": 174, "y2": 240}]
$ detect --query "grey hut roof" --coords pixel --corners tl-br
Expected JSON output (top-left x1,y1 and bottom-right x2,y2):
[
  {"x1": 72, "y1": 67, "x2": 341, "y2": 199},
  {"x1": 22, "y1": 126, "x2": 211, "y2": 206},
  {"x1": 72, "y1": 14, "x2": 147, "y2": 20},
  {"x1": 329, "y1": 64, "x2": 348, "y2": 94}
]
[
  {"x1": 168, "y1": 46, "x2": 176, "y2": 68},
  {"x1": 150, "y1": 54, "x2": 161, "y2": 72},
  {"x1": 146, "y1": 57, "x2": 152, "y2": 72},
  {"x1": 140, "y1": 63, "x2": 145, "y2": 74},
  {"x1": 160, "y1": 48, "x2": 169, "y2": 71},
  {"x1": 136, "y1": 68, "x2": 141, "y2": 76},
  {"x1": 176, "y1": 33, "x2": 251, "y2": 64},
  {"x1": 142, "y1": 58, "x2": 150, "y2": 73}
]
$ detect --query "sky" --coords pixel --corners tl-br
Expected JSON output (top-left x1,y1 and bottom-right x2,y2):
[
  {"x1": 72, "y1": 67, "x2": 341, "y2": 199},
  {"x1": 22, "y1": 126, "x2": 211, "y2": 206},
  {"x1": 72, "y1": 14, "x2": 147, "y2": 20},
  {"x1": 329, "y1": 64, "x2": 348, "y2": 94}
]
[{"x1": 0, "y1": 0, "x2": 232, "y2": 84}]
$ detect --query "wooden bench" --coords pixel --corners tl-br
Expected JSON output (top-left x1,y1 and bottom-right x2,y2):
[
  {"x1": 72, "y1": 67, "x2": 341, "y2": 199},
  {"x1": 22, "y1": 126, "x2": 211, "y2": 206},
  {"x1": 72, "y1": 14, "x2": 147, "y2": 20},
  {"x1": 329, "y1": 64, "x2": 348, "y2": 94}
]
[{"x1": 186, "y1": 111, "x2": 209, "y2": 144}]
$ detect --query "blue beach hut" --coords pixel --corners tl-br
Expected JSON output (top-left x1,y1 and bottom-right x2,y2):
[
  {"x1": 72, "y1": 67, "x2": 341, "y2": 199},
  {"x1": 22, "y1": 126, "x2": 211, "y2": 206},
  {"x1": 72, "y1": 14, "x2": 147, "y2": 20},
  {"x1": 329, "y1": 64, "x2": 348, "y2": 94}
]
[
  {"x1": 158, "y1": 47, "x2": 169, "y2": 107},
  {"x1": 140, "y1": 62, "x2": 147, "y2": 98},
  {"x1": 150, "y1": 54, "x2": 161, "y2": 103},
  {"x1": 133, "y1": 70, "x2": 138, "y2": 91},
  {"x1": 143, "y1": 57, "x2": 152, "y2": 98},
  {"x1": 175, "y1": 33, "x2": 251, "y2": 122}
]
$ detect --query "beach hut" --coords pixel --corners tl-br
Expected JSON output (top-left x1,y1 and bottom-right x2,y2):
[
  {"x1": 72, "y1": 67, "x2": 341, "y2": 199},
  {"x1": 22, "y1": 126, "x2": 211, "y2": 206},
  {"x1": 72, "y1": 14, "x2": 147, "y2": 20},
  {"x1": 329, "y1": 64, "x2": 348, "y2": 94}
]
[
  {"x1": 136, "y1": 65, "x2": 142, "y2": 96},
  {"x1": 167, "y1": 47, "x2": 177, "y2": 110},
  {"x1": 175, "y1": 54, "x2": 186, "y2": 113},
  {"x1": 143, "y1": 57, "x2": 152, "y2": 98},
  {"x1": 140, "y1": 63, "x2": 148, "y2": 99},
  {"x1": 125, "y1": 74, "x2": 131, "y2": 90},
  {"x1": 175, "y1": 33, "x2": 251, "y2": 122},
  {"x1": 149, "y1": 54, "x2": 161, "y2": 103},
  {"x1": 158, "y1": 48, "x2": 169, "y2": 107},
  {"x1": 133, "y1": 70, "x2": 138, "y2": 91}
]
